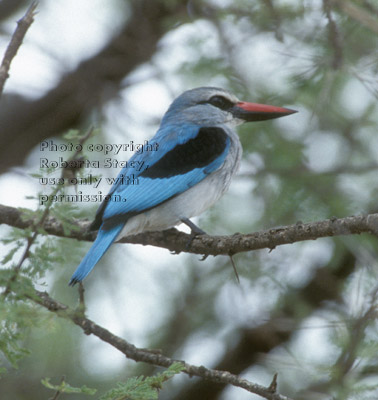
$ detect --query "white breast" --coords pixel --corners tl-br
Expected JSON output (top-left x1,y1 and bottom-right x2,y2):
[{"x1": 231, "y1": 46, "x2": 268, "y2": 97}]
[{"x1": 118, "y1": 128, "x2": 242, "y2": 238}]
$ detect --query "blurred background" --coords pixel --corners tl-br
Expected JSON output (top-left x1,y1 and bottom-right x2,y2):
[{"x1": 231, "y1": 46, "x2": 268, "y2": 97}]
[{"x1": 0, "y1": 0, "x2": 378, "y2": 399}]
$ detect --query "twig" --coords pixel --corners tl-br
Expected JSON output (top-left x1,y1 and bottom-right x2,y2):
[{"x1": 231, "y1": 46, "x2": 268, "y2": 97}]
[
  {"x1": 331, "y1": 0, "x2": 378, "y2": 34},
  {"x1": 50, "y1": 376, "x2": 65, "y2": 400},
  {"x1": 78, "y1": 282, "x2": 86, "y2": 312},
  {"x1": 60, "y1": 127, "x2": 95, "y2": 185},
  {"x1": 261, "y1": 0, "x2": 284, "y2": 41},
  {"x1": 300, "y1": 285, "x2": 378, "y2": 394},
  {"x1": 333, "y1": 287, "x2": 378, "y2": 383},
  {"x1": 268, "y1": 373, "x2": 278, "y2": 393},
  {"x1": 0, "y1": 2, "x2": 38, "y2": 97},
  {"x1": 323, "y1": 0, "x2": 343, "y2": 69},
  {"x1": 1, "y1": 185, "x2": 60, "y2": 298},
  {"x1": 33, "y1": 289, "x2": 293, "y2": 400},
  {"x1": 64, "y1": 127, "x2": 94, "y2": 171}
]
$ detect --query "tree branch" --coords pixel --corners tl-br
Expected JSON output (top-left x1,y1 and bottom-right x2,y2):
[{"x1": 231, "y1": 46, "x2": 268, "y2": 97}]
[
  {"x1": 331, "y1": 0, "x2": 378, "y2": 34},
  {"x1": 1, "y1": 203, "x2": 378, "y2": 257},
  {"x1": 0, "y1": 2, "x2": 37, "y2": 97},
  {"x1": 0, "y1": 0, "x2": 188, "y2": 172},
  {"x1": 32, "y1": 289, "x2": 293, "y2": 400}
]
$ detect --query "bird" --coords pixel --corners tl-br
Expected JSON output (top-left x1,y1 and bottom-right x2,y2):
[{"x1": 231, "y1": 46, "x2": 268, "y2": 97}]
[{"x1": 69, "y1": 87, "x2": 296, "y2": 285}]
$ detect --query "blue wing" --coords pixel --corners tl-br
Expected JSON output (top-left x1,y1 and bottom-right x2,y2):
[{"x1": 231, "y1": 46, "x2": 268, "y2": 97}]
[
  {"x1": 93, "y1": 124, "x2": 230, "y2": 228},
  {"x1": 69, "y1": 124, "x2": 230, "y2": 285}
]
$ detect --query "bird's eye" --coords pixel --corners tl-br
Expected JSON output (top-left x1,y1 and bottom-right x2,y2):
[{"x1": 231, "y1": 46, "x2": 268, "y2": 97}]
[{"x1": 208, "y1": 95, "x2": 234, "y2": 110}]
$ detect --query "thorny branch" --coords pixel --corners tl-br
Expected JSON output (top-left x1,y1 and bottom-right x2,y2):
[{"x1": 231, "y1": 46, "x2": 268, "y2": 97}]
[
  {"x1": 32, "y1": 289, "x2": 293, "y2": 400},
  {"x1": 1, "y1": 203, "x2": 378, "y2": 257}
]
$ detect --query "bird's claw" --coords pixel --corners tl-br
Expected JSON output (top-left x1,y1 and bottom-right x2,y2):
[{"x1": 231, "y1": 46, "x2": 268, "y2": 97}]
[
  {"x1": 185, "y1": 231, "x2": 200, "y2": 250},
  {"x1": 180, "y1": 218, "x2": 207, "y2": 250}
]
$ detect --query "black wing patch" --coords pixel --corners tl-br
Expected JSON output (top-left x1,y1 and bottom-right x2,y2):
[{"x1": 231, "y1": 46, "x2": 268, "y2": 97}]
[
  {"x1": 90, "y1": 202, "x2": 106, "y2": 231},
  {"x1": 140, "y1": 126, "x2": 228, "y2": 179},
  {"x1": 90, "y1": 126, "x2": 228, "y2": 231}
]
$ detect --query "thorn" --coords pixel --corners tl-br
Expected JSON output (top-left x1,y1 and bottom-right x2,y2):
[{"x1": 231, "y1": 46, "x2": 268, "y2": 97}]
[
  {"x1": 229, "y1": 253, "x2": 240, "y2": 284},
  {"x1": 268, "y1": 373, "x2": 278, "y2": 393}
]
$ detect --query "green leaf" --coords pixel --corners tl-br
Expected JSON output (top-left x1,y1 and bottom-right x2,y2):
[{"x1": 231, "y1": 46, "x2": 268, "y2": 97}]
[
  {"x1": 100, "y1": 363, "x2": 185, "y2": 400},
  {"x1": 1, "y1": 244, "x2": 22, "y2": 265},
  {"x1": 63, "y1": 129, "x2": 81, "y2": 140},
  {"x1": 41, "y1": 377, "x2": 96, "y2": 395}
]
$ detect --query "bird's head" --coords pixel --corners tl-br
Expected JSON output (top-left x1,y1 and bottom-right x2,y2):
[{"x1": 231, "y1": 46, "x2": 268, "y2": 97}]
[{"x1": 161, "y1": 87, "x2": 296, "y2": 128}]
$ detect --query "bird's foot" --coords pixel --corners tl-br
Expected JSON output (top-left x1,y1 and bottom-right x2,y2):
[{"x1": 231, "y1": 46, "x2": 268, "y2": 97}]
[
  {"x1": 180, "y1": 218, "x2": 207, "y2": 255},
  {"x1": 180, "y1": 217, "x2": 207, "y2": 236}
]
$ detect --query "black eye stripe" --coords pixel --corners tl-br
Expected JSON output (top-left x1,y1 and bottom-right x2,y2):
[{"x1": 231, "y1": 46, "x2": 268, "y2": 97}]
[
  {"x1": 209, "y1": 95, "x2": 234, "y2": 110},
  {"x1": 200, "y1": 95, "x2": 234, "y2": 110}
]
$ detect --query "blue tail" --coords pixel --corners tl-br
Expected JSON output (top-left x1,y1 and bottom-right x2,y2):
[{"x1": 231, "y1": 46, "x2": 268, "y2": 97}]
[{"x1": 69, "y1": 224, "x2": 124, "y2": 286}]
